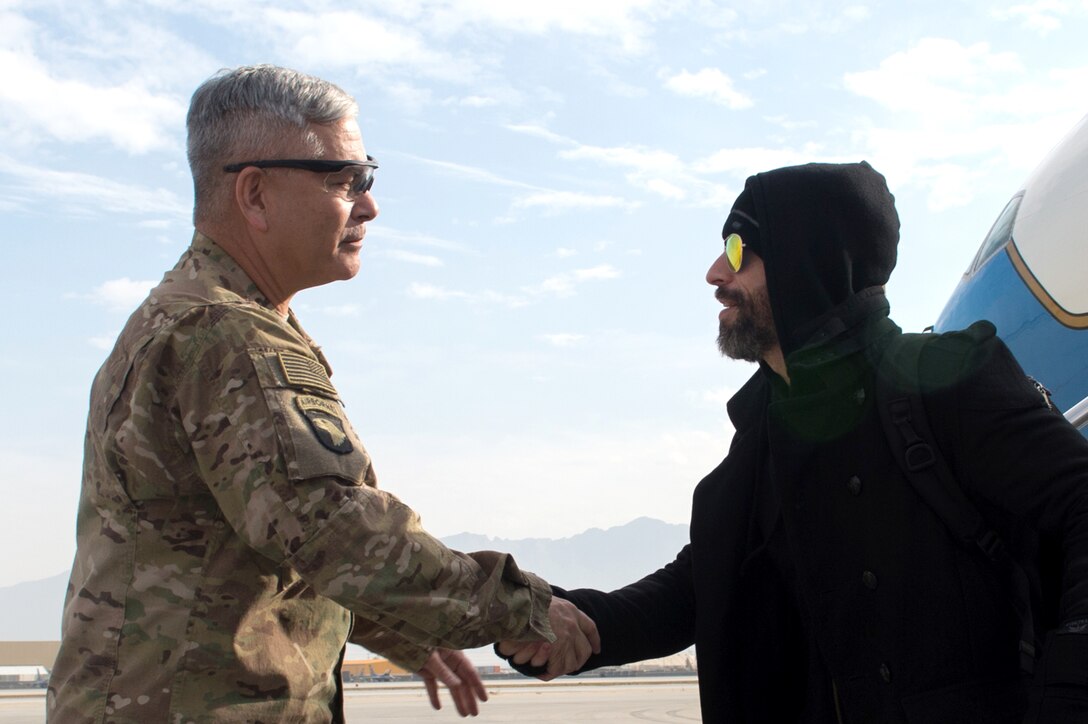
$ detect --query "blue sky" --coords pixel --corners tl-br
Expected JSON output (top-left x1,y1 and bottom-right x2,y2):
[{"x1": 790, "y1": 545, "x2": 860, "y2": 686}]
[{"x1": 2, "y1": 0, "x2": 1087, "y2": 588}]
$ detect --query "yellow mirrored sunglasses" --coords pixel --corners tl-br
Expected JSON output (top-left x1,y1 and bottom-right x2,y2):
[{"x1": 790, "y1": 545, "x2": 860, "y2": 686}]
[{"x1": 724, "y1": 233, "x2": 745, "y2": 273}]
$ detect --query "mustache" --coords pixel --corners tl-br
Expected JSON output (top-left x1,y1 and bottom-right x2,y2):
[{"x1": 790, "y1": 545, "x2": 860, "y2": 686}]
[{"x1": 715, "y1": 287, "x2": 744, "y2": 306}]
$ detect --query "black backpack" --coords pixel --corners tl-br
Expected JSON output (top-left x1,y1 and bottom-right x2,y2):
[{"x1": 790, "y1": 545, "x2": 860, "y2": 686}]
[{"x1": 876, "y1": 331, "x2": 1041, "y2": 674}]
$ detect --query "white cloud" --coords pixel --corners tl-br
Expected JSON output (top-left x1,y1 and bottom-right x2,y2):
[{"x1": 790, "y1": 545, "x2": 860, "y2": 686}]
[
  {"x1": 992, "y1": 1, "x2": 1073, "y2": 33},
  {"x1": 701, "y1": 386, "x2": 736, "y2": 409},
  {"x1": 406, "y1": 154, "x2": 540, "y2": 190},
  {"x1": 843, "y1": 38, "x2": 1023, "y2": 118},
  {"x1": 0, "y1": 196, "x2": 24, "y2": 212},
  {"x1": 512, "y1": 190, "x2": 639, "y2": 212},
  {"x1": 0, "y1": 48, "x2": 185, "y2": 154},
  {"x1": 407, "y1": 282, "x2": 527, "y2": 307},
  {"x1": 844, "y1": 5, "x2": 872, "y2": 21},
  {"x1": 263, "y1": 10, "x2": 475, "y2": 83},
  {"x1": 88, "y1": 335, "x2": 118, "y2": 351},
  {"x1": 574, "y1": 264, "x2": 622, "y2": 281},
  {"x1": 763, "y1": 114, "x2": 818, "y2": 131},
  {"x1": 556, "y1": 247, "x2": 579, "y2": 258},
  {"x1": 407, "y1": 282, "x2": 471, "y2": 301},
  {"x1": 646, "y1": 178, "x2": 687, "y2": 200},
  {"x1": 407, "y1": 151, "x2": 640, "y2": 216},
  {"x1": 505, "y1": 123, "x2": 572, "y2": 145},
  {"x1": 421, "y1": 0, "x2": 670, "y2": 53},
  {"x1": 547, "y1": 135, "x2": 703, "y2": 202},
  {"x1": 754, "y1": 4, "x2": 875, "y2": 36},
  {"x1": 406, "y1": 263, "x2": 621, "y2": 306},
  {"x1": 457, "y1": 95, "x2": 499, "y2": 107},
  {"x1": 525, "y1": 264, "x2": 622, "y2": 297},
  {"x1": 374, "y1": 249, "x2": 445, "y2": 267},
  {"x1": 369, "y1": 226, "x2": 475, "y2": 254},
  {"x1": 912, "y1": 163, "x2": 979, "y2": 211},
  {"x1": 560, "y1": 143, "x2": 680, "y2": 169},
  {"x1": 320, "y1": 304, "x2": 363, "y2": 317},
  {"x1": 508, "y1": 125, "x2": 734, "y2": 206},
  {"x1": 841, "y1": 38, "x2": 1088, "y2": 208},
  {"x1": 0, "y1": 155, "x2": 189, "y2": 218},
  {"x1": 85, "y1": 278, "x2": 157, "y2": 311},
  {"x1": 663, "y1": 68, "x2": 754, "y2": 109},
  {"x1": 693, "y1": 144, "x2": 839, "y2": 175},
  {"x1": 539, "y1": 333, "x2": 585, "y2": 347},
  {"x1": 384, "y1": 82, "x2": 435, "y2": 112}
]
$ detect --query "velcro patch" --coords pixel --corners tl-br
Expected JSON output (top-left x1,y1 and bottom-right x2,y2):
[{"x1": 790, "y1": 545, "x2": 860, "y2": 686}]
[
  {"x1": 279, "y1": 352, "x2": 338, "y2": 397},
  {"x1": 296, "y1": 395, "x2": 353, "y2": 454}
]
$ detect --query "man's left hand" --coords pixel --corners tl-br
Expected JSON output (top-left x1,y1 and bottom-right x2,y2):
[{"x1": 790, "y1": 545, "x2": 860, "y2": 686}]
[{"x1": 418, "y1": 648, "x2": 489, "y2": 717}]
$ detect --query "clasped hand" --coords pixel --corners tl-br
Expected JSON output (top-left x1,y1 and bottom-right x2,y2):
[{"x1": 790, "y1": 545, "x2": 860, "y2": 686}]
[{"x1": 497, "y1": 597, "x2": 601, "y2": 681}]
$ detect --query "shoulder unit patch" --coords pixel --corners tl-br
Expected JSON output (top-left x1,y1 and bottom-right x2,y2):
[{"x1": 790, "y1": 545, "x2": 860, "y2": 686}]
[{"x1": 295, "y1": 395, "x2": 353, "y2": 454}]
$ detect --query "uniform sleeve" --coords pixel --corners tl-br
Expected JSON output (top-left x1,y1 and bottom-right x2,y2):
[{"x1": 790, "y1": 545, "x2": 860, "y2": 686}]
[
  {"x1": 348, "y1": 617, "x2": 433, "y2": 672},
  {"x1": 172, "y1": 320, "x2": 554, "y2": 657}
]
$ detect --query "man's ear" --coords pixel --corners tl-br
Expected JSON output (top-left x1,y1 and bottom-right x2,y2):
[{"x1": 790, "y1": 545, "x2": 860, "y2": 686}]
[{"x1": 234, "y1": 167, "x2": 270, "y2": 233}]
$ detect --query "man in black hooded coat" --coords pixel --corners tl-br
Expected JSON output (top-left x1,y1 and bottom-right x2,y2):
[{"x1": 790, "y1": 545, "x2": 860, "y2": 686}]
[{"x1": 500, "y1": 161, "x2": 1088, "y2": 723}]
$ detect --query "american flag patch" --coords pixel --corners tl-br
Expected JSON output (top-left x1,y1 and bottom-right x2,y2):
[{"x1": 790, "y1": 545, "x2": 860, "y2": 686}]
[{"x1": 278, "y1": 352, "x2": 338, "y2": 397}]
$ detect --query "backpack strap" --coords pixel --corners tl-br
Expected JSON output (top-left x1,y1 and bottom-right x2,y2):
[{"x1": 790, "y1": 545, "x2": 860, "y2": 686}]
[{"x1": 877, "y1": 334, "x2": 1037, "y2": 673}]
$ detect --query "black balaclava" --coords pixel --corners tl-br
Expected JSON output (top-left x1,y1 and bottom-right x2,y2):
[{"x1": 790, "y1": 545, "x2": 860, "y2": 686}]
[{"x1": 722, "y1": 161, "x2": 900, "y2": 357}]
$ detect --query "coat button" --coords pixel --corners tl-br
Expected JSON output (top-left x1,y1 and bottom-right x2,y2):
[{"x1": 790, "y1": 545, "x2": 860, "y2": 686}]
[
  {"x1": 854, "y1": 388, "x2": 866, "y2": 405},
  {"x1": 879, "y1": 663, "x2": 892, "y2": 683},
  {"x1": 847, "y1": 476, "x2": 862, "y2": 496},
  {"x1": 862, "y1": 571, "x2": 878, "y2": 590}
]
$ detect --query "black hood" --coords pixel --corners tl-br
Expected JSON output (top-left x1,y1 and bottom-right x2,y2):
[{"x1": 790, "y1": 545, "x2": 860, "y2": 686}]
[{"x1": 724, "y1": 161, "x2": 900, "y2": 357}]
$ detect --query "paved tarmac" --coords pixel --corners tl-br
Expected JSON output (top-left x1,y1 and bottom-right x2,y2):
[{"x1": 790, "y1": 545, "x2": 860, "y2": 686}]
[{"x1": 0, "y1": 677, "x2": 701, "y2": 723}]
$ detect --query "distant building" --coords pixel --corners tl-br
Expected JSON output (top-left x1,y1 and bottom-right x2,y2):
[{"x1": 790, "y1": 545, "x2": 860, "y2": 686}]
[
  {"x1": 0, "y1": 641, "x2": 59, "y2": 668},
  {"x1": 591, "y1": 649, "x2": 698, "y2": 677},
  {"x1": 0, "y1": 666, "x2": 49, "y2": 689},
  {"x1": 628, "y1": 650, "x2": 697, "y2": 672},
  {"x1": 0, "y1": 641, "x2": 58, "y2": 689},
  {"x1": 341, "y1": 658, "x2": 412, "y2": 681}
]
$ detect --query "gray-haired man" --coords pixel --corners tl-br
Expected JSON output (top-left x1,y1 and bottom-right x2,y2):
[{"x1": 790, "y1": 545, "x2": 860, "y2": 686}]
[{"x1": 49, "y1": 65, "x2": 597, "y2": 723}]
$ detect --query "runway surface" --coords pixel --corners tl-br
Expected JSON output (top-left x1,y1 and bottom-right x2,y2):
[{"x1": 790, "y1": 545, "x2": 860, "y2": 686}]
[{"x1": 0, "y1": 677, "x2": 701, "y2": 723}]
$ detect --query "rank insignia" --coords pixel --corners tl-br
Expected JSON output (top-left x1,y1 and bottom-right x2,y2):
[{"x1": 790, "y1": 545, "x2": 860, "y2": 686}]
[{"x1": 296, "y1": 395, "x2": 353, "y2": 454}]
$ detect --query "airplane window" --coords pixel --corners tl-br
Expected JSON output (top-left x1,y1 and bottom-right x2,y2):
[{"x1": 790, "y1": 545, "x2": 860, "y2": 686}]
[{"x1": 968, "y1": 193, "x2": 1023, "y2": 275}]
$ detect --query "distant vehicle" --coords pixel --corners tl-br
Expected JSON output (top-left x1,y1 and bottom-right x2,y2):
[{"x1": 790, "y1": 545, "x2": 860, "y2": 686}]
[{"x1": 934, "y1": 113, "x2": 1088, "y2": 434}]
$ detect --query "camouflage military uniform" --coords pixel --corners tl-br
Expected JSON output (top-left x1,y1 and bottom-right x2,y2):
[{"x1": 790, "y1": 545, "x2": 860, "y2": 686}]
[{"x1": 48, "y1": 233, "x2": 553, "y2": 723}]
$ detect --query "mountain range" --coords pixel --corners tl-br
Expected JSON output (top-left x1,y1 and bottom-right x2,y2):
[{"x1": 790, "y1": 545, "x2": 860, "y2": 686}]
[{"x1": 1, "y1": 517, "x2": 688, "y2": 642}]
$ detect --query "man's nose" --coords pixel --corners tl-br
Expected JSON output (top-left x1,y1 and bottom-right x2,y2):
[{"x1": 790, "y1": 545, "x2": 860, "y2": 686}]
[
  {"x1": 353, "y1": 191, "x2": 379, "y2": 222},
  {"x1": 706, "y1": 251, "x2": 735, "y2": 286}
]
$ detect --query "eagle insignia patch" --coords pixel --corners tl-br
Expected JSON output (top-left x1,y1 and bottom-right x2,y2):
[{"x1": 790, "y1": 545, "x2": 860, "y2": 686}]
[{"x1": 296, "y1": 395, "x2": 353, "y2": 454}]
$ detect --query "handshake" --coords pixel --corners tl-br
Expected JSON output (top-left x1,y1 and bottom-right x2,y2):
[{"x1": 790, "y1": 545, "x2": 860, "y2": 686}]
[
  {"x1": 496, "y1": 597, "x2": 601, "y2": 681},
  {"x1": 420, "y1": 598, "x2": 600, "y2": 717}
]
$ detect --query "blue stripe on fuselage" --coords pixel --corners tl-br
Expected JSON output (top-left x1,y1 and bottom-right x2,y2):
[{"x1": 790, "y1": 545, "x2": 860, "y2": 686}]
[{"x1": 934, "y1": 247, "x2": 1088, "y2": 417}]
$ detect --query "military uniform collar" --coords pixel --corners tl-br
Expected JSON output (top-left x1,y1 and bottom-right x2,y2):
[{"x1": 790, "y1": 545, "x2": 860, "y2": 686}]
[
  {"x1": 188, "y1": 231, "x2": 275, "y2": 310},
  {"x1": 187, "y1": 232, "x2": 334, "y2": 376}
]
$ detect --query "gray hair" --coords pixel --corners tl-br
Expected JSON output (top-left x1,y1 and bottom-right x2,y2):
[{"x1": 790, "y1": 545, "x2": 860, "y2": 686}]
[{"x1": 187, "y1": 64, "x2": 358, "y2": 223}]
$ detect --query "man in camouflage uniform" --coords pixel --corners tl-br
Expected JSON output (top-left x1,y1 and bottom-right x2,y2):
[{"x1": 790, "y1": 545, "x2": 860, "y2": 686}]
[{"x1": 48, "y1": 65, "x2": 599, "y2": 723}]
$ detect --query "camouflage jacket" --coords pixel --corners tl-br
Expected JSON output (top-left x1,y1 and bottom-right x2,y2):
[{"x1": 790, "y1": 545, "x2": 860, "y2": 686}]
[{"x1": 48, "y1": 233, "x2": 553, "y2": 723}]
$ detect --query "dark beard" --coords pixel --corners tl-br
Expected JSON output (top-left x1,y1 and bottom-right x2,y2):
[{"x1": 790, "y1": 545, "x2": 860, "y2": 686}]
[{"x1": 716, "y1": 286, "x2": 778, "y2": 362}]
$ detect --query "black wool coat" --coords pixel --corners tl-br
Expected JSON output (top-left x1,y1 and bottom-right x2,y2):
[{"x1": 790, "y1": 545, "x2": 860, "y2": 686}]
[
  {"x1": 525, "y1": 162, "x2": 1088, "y2": 723},
  {"x1": 554, "y1": 307, "x2": 1088, "y2": 723}
]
